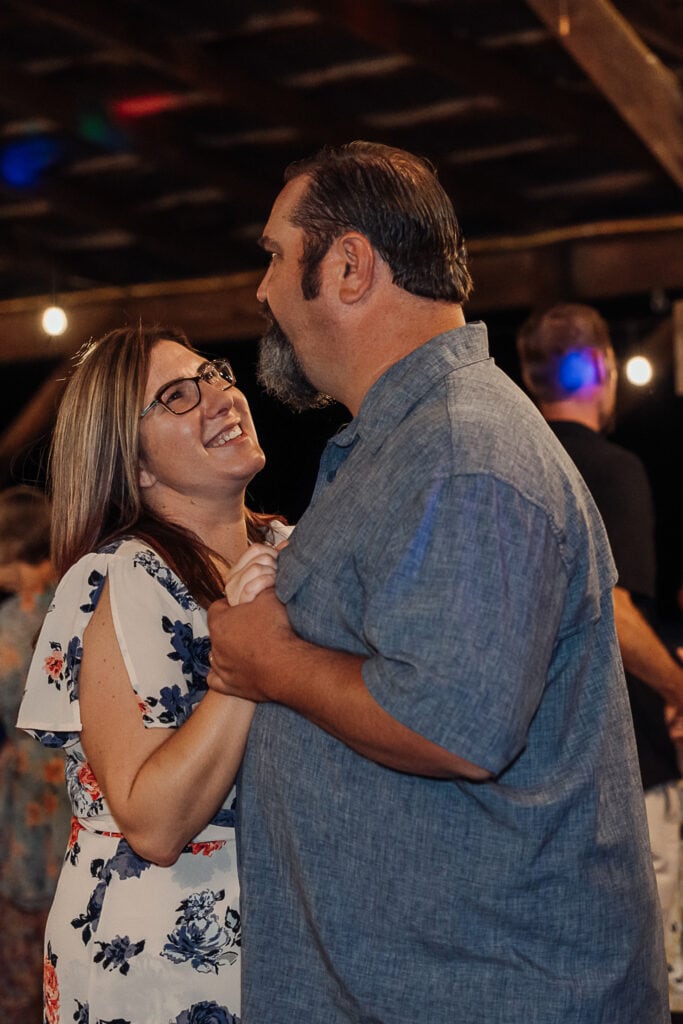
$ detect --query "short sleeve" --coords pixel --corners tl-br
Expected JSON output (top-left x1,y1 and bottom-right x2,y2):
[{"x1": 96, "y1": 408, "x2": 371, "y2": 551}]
[
  {"x1": 361, "y1": 473, "x2": 569, "y2": 775},
  {"x1": 17, "y1": 540, "x2": 209, "y2": 746},
  {"x1": 17, "y1": 551, "x2": 107, "y2": 746},
  {"x1": 107, "y1": 546, "x2": 209, "y2": 728}
]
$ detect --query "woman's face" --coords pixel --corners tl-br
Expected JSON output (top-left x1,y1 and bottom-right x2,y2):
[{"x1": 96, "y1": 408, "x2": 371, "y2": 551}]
[{"x1": 138, "y1": 340, "x2": 266, "y2": 511}]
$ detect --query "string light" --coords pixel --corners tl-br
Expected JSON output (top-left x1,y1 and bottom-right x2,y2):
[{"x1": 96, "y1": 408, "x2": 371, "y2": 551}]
[
  {"x1": 41, "y1": 305, "x2": 68, "y2": 337},
  {"x1": 559, "y1": 0, "x2": 571, "y2": 36},
  {"x1": 625, "y1": 356, "x2": 653, "y2": 386}
]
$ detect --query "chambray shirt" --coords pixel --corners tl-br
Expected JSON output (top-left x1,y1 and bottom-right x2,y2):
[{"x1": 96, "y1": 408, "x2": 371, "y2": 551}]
[{"x1": 237, "y1": 323, "x2": 667, "y2": 1023}]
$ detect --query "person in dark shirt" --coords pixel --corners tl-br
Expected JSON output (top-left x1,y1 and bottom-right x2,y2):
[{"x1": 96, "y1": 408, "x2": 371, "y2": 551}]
[{"x1": 518, "y1": 302, "x2": 683, "y2": 1012}]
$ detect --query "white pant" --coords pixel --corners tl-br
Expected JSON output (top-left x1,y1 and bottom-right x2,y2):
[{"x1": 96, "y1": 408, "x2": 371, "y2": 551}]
[{"x1": 645, "y1": 781, "x2": 681, "y2": 1000}]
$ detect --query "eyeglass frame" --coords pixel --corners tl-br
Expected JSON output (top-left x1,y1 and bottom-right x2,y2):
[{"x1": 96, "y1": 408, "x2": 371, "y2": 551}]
[{"x1": 139, "y1": 359, "x2": 237, "y2": 419}]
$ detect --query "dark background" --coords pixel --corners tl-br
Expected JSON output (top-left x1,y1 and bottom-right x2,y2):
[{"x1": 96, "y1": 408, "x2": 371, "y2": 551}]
[{"x1": 3, "y1": 294, "x2": 682, "y2": 623}]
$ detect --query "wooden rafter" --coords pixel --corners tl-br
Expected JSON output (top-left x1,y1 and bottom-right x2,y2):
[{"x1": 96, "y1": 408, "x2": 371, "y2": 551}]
[{"x1": 525, "y1": 0, "x2": 683, "y2": 190}]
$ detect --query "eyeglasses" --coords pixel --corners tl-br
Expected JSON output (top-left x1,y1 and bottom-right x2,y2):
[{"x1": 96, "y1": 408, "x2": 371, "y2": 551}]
[{"x1": 140, "y1": 359, "x2": 237, "y2": 418}]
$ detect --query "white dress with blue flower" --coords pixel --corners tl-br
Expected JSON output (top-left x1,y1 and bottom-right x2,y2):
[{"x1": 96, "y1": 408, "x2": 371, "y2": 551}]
[{"x1": 17, "y1": 537, "x2": 243, "y2": 1024}]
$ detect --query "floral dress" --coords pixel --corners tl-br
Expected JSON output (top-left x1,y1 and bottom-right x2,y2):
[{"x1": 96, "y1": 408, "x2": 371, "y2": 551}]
[{"x1": 17, "y1": 538, "x2": 242, "y2": 1024}]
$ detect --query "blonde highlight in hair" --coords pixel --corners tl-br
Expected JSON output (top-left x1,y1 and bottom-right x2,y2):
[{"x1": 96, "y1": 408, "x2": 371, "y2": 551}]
[{"x1": 49, "y1": 325, "x2": 157, "y2": 579}]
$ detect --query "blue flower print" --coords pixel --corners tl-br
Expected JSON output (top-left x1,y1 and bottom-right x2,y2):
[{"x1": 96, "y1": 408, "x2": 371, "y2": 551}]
[
  {"x1": 141, "y1": 619, "x2": 209, "y2": 726},
  {"x1": 162, "y1": 888, "x2": 240, "y2": 973},
  {"x1": 44, "y1": 635, "x2": 82, "y2": 702},
  {"x1": 144, "y1": 683, "x2": 196, "y2": 727},
  {"x1": 93, "y1": 934, "x2": 145, "y2": 975},
  {"x1": 28, "y1": 728, "x2": 73, "y2": 748},
  {"x1": 210, "y1": 795, "x2": 236, "y2": 829},
  {"x1": 133, "y1": 549, "x2": 199, "y2": 610},
  {"x1": 173, "y1": 1002, "x2": 240, "y2": 1024},
  {"x1": 79, "y1": 569, "x2": 106, "y2": 614},
  {"x1": 65, "y1": 751, "x2": 104, "y2": 819},
  {"x1": 74, "y1": 1002, "x2": 132, "y2": 1024},
  {"x1": 73, "y1": 1000, "x2": 89, "y2": 1023},
  {"x1": 71, "y1": 839, "x2": 151, "y2": 946},
  {"x1": 162, "y1": 616, "x2": 211, "y2": 687}
]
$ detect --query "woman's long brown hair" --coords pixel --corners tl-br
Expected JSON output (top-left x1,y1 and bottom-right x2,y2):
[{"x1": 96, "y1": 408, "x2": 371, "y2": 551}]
[{"x1": 49, "y1": 324, "x2": 277, "y2": 608}]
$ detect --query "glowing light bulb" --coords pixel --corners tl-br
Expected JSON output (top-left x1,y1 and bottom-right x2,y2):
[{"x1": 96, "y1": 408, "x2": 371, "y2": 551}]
[
  {"x1": 625, "y1": 356, "x2": 653, "y2": 386},
  {"x1": 42, "y1": 305, "x2": 68, "y2": 336}
]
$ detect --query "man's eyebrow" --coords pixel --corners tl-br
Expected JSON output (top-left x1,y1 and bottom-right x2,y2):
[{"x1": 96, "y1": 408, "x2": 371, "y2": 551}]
[{"x1": 258, "y1": 234, "x2": 281, "y2": 252}]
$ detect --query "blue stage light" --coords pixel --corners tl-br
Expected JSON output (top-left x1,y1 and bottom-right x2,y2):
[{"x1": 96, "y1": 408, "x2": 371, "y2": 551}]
[
  {"x1": 1, "y1": 135, "x2": 63, "y2": 187},
  {"x1": 558, "y1": 350, "x2": 599, "y2": 392}
]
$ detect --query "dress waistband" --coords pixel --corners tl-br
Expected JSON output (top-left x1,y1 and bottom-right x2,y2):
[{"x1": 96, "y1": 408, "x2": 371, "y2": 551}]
[{"x1": 69, "y1": 815, "x2": 234, "y2": 853}]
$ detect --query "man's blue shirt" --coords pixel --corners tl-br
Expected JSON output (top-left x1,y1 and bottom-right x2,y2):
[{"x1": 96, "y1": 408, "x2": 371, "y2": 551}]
[{"x1": 237, "y1": 322, "x2": 668, "y2": 1023}]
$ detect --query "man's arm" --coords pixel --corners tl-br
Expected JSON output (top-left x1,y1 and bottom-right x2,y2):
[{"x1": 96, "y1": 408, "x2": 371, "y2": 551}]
[
  {"x1": 613, "y1": 585, "x2": 683, "y2": 709},
  {"x1": 207, "y1": 591, "x2": 491, "y2": 781}
]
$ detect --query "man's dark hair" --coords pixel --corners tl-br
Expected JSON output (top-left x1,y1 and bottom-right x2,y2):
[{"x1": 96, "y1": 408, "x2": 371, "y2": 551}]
[{"x1": 284, "y1": 141, "x2": 473, "y2": 304}]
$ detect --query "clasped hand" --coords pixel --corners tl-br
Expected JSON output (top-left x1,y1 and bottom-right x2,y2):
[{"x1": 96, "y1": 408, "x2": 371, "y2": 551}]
[{"x1": 206, "y1": 542, "x2": 292, "y2": 702}]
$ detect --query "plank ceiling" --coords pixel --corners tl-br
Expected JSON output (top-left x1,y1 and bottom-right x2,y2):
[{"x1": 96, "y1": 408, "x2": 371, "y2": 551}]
[
  {"x1": 0, "y1": 0, "x2": 682, "y2": 362},
  {"x1": 1, "y1": 0, "x2": 682, "y2": 600}
]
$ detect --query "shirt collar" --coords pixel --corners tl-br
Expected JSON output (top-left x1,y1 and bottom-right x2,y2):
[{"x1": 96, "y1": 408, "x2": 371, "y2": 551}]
[{"x1": 331, "y1": 321, "x2": 491, "y2": 454}]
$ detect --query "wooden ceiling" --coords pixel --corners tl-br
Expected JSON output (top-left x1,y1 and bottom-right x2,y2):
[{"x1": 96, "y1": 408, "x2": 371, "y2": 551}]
[
  {"x1": 1, "y1": 0, "x2": 681, "y2": 599},
  {"x1": 0, "y1": 0, "x2": 682, "y2": 364}
]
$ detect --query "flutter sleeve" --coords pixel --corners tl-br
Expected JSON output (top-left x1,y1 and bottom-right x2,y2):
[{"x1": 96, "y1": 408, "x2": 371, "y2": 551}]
[
  {"x1": 17, "y1": 539, "x2": 209, "y2": 746},
  {"x1": 17, "y1": 551, "x2": 108, "y2": 747},
  {"x1": 106, "y1": 543, "x2": 210, "y2": 729}
]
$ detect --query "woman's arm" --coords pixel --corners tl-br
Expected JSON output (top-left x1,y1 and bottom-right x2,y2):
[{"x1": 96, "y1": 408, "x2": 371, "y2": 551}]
[{"x1": 79, "y1": 577, "x2": 254, "y2": 867}]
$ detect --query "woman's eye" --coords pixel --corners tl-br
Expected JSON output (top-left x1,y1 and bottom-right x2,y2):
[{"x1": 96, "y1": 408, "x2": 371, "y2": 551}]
[{"x1": 164, "y1": 387, "x2": 185, "y2": 406}]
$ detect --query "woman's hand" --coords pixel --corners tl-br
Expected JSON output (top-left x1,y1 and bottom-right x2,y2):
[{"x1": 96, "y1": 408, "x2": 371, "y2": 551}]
[{"x1": 225, "y1": 543, "x2": 281, "y2": 605}]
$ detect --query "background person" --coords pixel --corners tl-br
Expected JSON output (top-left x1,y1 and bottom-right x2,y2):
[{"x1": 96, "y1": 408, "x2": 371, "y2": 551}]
[
  {"x1": 0, "y1": 485, "x2": 70, "y2": 1023},
  {"x1": 17, "y1": 325, "x2": 286, "y2": 1024},
  {"x1": 517, "y1": 303, "x2": 683, "y2": 1019},
  {"x1": 207, "y1": 141, "x2": 669, "y2": 1023}
]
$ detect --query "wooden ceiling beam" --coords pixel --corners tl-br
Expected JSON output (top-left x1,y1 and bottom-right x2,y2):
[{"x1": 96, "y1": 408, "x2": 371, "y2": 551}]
[
  {"x1": 525, "y1": 0, "x2": 683, "y2": 190},
  {"x1": 0, "y1": 271, "x2": 266, "y2": 363},
  {"x1": 613, "y1": 0, "x2": 683, "y2": 61},
  {"x1": 1, "y1": 218, "x2": 682, "y2": 361}
]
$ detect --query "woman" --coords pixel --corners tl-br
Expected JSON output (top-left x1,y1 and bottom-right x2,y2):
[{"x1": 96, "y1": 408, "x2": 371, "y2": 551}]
[
  {"x1": 0, "y1": 486, "x2": 71, "y2": 1022},
  {"x1": 18, "y1": 325, "x2": 288, "y2": 1024}
]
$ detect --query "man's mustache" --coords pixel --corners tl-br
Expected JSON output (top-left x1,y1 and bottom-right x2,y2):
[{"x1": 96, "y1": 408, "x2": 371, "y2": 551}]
[{"x1": 260, "y1": 300, "x2": 277, "y2": 329}]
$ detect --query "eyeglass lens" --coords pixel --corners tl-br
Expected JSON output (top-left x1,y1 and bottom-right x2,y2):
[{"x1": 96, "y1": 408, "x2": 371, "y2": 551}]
[{"x1": 159, "y1": 360, "x2": 235, "y2": 414}]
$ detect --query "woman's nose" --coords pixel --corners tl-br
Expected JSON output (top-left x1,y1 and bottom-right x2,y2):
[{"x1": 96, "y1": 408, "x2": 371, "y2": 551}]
[{"x1": 200, "y1": 380, "x2": 235, "y2": 415}]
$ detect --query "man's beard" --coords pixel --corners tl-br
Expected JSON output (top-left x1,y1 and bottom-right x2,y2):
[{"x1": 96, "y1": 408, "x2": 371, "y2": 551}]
[{"x1": 257, "y1": 304, "x2": 333, "y2": 412}]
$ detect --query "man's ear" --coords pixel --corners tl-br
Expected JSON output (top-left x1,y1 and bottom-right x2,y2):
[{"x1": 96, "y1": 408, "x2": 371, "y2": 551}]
[
  {"x1": 333, "y1": 232, "x2": 375, "y2": 304},
  {"x1": 592, "y1": 349, "x2": 608, "y2": 385}
]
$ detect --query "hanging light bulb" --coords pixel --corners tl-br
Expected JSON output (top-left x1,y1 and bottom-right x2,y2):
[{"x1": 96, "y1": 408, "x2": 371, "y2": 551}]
[
  {"x1": 41, "y1": 305, "x2": 68, "y2": 336},
  {"x1": 625, "y1": 355, "x2": 653, "y2": 386}
]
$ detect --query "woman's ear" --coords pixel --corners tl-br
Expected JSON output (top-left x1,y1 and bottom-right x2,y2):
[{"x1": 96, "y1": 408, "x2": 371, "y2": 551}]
[
  {"x1": 138, "y1": 460, "x2": 156, "y2": 490},
  {"x1": 335, "y1": 232, "x2": 375, "y2": 304}
]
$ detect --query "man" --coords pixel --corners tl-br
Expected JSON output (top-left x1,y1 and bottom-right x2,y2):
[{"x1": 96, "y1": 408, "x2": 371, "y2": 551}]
[
  {"x1": 207, "y1": 142, "x2": 668, "y2": 1023},
  {"x1": 517, "y1": 302, "x2": 683, "y2": 1008}
]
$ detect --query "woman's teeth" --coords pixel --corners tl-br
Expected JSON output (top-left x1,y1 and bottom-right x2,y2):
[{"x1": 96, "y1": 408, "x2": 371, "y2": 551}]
[{"x1": 209, "y1": 425, "x2": 243, "y2": 446}]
